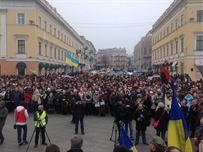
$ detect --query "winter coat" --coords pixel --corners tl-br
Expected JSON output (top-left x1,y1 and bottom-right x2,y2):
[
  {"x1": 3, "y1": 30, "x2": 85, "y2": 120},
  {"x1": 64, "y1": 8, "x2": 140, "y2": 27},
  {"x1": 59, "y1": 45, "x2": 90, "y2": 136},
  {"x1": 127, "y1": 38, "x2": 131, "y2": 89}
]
[
  {"x1": 11, "y1": 91, "x2": 23, "y2": 103},
  {"x1": 154, "y1": 108, "x2": 169, "y2": 132},
  {"x1": 32, "y1": 92, "x2": 41, "y2": 105},
  {"x1": 4, "y1": 91, "x2": 11, "y2": 102},
  {"x1": 73, "y1": 102, "x2": 85, "y2": 119},
  {"x1": 124, "y1": 100, "x2": 136, "y2": 121},
  {"x1": 134, "y1": 108, "x2": 149, "y2": 131},
  {"x1": 47, "y1": 96, "x2": 54, "y2": 105},
  {"x1": 0, "y1": 101, "x2": 8, "y2": 126},
  {"x1": 84, "y1": 92, "x2": 92, "y2": 103},
  {"x1": 24, "y1": 92, "x2": 32, "y2": 103}
]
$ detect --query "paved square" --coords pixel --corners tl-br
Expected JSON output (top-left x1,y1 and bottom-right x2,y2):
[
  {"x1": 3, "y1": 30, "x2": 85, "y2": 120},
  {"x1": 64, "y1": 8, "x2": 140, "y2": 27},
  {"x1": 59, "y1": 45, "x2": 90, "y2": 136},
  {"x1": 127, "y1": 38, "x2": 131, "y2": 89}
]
[{"x1": 1, "y1": 113, "x2": 196, "y2": 152}]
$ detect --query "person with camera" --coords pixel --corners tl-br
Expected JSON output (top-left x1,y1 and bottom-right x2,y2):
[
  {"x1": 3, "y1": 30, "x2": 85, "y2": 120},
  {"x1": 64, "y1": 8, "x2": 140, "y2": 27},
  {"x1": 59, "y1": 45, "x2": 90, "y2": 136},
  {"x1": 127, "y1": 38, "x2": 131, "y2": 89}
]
[
  {"x1": 73, "y1": 97, "x2": 85, "y2": 135},
  {"x1": 134, "y1": 103, "x2": 149, "y2": 145},
  {"x1": 112, "y1": 96, "x2": 126, "y2": 140},
  {"x1": 123, "y1": 95, "x2": 135, "y2": 140},
  {"x1": 84, "y1": 88, "x2": 93, "y2": 116},
  {"x1": 33, "y1": 105, "x2": 48, "y2": 147}
]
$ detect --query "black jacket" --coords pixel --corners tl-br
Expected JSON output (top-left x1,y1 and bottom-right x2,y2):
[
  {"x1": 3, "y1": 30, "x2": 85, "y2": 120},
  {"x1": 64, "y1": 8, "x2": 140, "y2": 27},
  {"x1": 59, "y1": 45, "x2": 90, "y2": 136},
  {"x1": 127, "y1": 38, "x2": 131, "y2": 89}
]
[
  {"x1": 124, "y1": 100, "x2": 136, "y2": 121},
  {"x1": 134, "y1": 108, "x2": 149, "y2": 131},
  {"x1": 154, "y1": 108, "x2": 169, "y2": 132},
  {"x1": 73, "y1": 102, "x2": 85, "y2": 119}
]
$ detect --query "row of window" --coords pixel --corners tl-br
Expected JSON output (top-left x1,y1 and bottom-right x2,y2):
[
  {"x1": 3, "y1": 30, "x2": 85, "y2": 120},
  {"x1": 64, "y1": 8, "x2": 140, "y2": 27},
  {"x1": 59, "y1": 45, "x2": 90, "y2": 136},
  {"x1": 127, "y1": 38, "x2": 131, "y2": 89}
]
[
  {"x1": 38, "y1": 42, "x2": 72, "y2": 61},
  {"x1": 153, "y1": 10, "x2": 203, "y2": 45},
  {"x1": 17, "y1": 13, "x2": 81, "y2": 50},
  {"x1": 17, "y1": 39, "x2": 73, "y2": 61},
  {"x1": 152, "y1": 37, "x2": 184, "y2": 60},
  {"x1": 152, "y1": 36, "x2": 203, "y2": 60}
]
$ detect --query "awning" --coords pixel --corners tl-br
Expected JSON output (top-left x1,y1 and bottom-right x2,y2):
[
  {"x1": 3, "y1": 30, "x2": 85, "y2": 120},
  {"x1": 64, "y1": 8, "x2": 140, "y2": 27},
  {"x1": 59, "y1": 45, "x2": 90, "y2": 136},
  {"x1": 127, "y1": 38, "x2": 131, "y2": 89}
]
[
  {"x1": 38, "y1": 62, "x2": 45, "y2": 68},
  {"x1": 54, "y1": 65, "x2": 59, "y2": 69},
  {"x1": 16, "y1": 62, "x2": 26, "y2": 68},
  {"x1": 172, "y1": 61, "x2": 178, "y2": 67},
  {"x1": 50, "y1": 64, "x2": 55, "y2": 69},
  {"x1": 195, "y1": 60, "x2": 203, "y2": 66},
  {"x1": 45, "y1": 63, "x2": 50, "y2": 69}
]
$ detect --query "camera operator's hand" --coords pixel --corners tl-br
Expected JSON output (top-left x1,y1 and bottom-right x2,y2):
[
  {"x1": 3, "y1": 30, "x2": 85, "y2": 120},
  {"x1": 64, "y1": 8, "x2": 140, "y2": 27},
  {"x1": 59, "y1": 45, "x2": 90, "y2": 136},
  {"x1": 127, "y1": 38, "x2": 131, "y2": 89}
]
[
  {"x1": 38, "y1": 118, "x2": 41, "y2": 121},
  {"x1": 137, "y1": 118, "x2": 140, "y2": 121},
  {"x1": 126, "y1": 105, "x2": 130, "y2": 108}
]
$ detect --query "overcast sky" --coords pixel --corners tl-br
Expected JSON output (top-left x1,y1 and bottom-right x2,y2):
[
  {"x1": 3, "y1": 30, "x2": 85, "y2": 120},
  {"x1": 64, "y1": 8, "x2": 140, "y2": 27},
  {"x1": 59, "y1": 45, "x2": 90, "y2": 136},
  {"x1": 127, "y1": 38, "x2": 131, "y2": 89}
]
[{"x1": 47, "y1": 0, "x2": 173, "y2": 54}]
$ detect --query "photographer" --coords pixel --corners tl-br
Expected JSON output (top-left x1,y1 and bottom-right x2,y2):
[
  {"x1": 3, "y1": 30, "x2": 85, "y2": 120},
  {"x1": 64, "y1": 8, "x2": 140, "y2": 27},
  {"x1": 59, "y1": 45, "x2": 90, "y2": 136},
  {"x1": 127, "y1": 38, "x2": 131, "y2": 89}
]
[
  {"x1": 123, "y1": 95, "x2": 135, "y2": 140},
  {"x1": 72, "y1": 97, "x2": 85, "y2": 135},
  {"x1": 112, "y1": 96, "x2": 126, "y2": 140},
  {"x1": 33, "y1": 105, "x2": 48, "y2": 147}
]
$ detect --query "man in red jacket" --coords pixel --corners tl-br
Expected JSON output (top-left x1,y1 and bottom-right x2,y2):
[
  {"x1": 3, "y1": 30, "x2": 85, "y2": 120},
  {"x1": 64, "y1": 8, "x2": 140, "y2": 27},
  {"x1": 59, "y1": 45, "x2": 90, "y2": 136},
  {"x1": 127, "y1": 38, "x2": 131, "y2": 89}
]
[{"x1": 14, "y1": 102, "x2": 29, "y2": 146}]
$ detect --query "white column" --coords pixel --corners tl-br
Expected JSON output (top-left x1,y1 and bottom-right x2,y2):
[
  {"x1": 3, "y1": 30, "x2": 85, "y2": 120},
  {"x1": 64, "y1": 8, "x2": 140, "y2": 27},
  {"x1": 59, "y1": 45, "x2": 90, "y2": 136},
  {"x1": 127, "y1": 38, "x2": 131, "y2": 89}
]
[{"x1": 0, "y1": 9, "x2": 7, "y2": 58}]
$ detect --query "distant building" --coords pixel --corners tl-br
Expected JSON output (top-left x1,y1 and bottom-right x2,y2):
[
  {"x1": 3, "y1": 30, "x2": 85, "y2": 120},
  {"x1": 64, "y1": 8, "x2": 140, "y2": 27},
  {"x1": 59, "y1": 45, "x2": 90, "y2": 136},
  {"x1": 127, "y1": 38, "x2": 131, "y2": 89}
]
[
  {"x1": 126, "y1": 54, "x2": 134, "y2": 70},
  {"x1": 151, "y1": 0, "x2": 203, "y2": 80},
  {"x1": 96, "y1": 48, "x2": 127, "y2": 69},
  {"x1": 80, "y1": 36, "x2": 97, "y2": 70},
  {"x1": 133, "y1": 33, "x2": 152, "y2": 72}
]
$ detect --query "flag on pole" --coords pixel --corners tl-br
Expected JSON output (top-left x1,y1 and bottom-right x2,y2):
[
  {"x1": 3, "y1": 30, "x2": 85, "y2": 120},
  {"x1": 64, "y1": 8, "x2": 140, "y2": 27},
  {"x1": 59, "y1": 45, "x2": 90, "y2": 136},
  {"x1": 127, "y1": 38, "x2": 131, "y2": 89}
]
[
  {"x1": 161, "y1": 65, "x2": 170, "y2": 84},
  {"x1": 168, "y1": 80, "x2": 193, "y2": 152},
  {"x1": 120, "y1": 126, "x2": 138, "y2": 152},
  {"x1": 65, "y1": 53, "x2": 79, "y2": 68}
]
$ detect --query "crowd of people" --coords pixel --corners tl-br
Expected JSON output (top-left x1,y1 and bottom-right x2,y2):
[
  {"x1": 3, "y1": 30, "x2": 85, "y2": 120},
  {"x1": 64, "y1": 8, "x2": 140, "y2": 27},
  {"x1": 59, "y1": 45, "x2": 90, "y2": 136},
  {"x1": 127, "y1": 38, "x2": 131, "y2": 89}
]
[{"x1": 0, "y1": 72, "x2": 203, "y2": 151}]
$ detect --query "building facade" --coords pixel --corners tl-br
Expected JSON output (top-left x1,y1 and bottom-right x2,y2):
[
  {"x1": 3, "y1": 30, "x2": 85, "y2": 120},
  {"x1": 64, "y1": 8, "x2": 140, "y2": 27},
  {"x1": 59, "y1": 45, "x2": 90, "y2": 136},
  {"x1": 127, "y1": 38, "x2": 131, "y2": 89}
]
[
  {"x1": 133, "y1": 34, "x2": 152, "y2": 72},
  {"x1": 0, "y1": 0, "x2": 94, "y2": 75},
  {"x1": 80, "y1": 36, "x2": 97, "y2": 70},
  {"x1": 151, "y1": 0, "x2": 203, "y2": 80},
  {"x1": 96, "y1": 48, "x2": 127, "y2": 70},
  {"x1": 126, "y1": 54, "x2": 134, "y2": 71}
]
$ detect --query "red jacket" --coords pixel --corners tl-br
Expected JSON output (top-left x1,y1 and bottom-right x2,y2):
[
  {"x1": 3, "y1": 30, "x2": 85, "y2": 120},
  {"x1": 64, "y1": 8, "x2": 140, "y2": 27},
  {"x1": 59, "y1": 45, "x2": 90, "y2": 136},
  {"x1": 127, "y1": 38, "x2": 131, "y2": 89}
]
[
  {"x1": 15, "y1": 108, "x2": 26, "y2": 123},
  {"x1": 24, "y1": 92, "x2": 32, "y2": 103}
]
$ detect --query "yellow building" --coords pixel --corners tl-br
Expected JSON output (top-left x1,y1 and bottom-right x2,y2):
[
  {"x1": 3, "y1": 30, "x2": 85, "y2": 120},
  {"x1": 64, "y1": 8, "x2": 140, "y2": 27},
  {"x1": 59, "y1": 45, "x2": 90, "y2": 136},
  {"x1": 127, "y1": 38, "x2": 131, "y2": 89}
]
[
  {"x1": 151, "y1": 0, "x2": 203, "y2": 80},
  {"x1": 0, "y1": 0, "x2": 87, "y2": 75}
]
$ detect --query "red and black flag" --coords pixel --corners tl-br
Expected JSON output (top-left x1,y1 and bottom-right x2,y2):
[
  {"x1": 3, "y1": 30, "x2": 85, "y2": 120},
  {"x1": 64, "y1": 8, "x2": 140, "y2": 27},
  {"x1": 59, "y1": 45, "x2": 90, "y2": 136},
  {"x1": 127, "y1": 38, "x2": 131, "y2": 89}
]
[{"x1": 161, "y1": 65, "x2": 170, "y2": 84}]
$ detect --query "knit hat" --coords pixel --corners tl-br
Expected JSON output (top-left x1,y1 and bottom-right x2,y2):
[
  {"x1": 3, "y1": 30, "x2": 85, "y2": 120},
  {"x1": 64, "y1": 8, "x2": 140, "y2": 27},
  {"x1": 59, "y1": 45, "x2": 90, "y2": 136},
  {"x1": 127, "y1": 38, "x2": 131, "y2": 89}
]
[
  {"x1": 150, "y1": 136, "x2": 167, "y2": 151},
  {"x1": 158, "y1": 102, "x2": 164, "y2": 108}
]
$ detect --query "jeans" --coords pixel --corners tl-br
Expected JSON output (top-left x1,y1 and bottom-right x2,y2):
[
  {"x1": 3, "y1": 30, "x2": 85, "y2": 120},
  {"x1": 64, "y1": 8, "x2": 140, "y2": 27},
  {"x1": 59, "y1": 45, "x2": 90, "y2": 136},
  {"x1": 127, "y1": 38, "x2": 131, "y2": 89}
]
[
  {"x1": 16, "y1": 124, "x2": 27, "y2": 144},
  {"x1": 135, "y1": 130, "x2": 146, "y2": 143},
  {"x1": 124, "y1": 120, "x2": 133, "y2": 137},
  {"x1": 35, "y1": 127, "x2": 46, "y2": 144},
  {"x1": 75, "y1": 118, "x2": 84, "y2": 133},
  {"x1": 24, "y1": 102, "x2": 30, "y2": 113},
  {"x1": 0, "y1": 125, "x2": 4, "y2": 141}
]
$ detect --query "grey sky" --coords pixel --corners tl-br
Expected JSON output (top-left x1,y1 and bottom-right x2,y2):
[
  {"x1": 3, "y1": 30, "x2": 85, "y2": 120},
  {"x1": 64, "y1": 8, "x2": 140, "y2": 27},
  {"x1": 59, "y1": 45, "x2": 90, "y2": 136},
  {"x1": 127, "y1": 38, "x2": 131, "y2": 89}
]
[{"x1": 47, "y1": 0, "x2": 173, "y2": 54}]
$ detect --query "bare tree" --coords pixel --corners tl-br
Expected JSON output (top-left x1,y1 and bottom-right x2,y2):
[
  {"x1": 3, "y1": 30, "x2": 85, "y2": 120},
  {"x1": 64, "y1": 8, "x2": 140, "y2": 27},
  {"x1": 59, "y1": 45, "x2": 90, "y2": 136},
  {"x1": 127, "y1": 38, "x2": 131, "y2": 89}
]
[{"x1": 101, "y1": 55, "x2": 109, "y2": 68}]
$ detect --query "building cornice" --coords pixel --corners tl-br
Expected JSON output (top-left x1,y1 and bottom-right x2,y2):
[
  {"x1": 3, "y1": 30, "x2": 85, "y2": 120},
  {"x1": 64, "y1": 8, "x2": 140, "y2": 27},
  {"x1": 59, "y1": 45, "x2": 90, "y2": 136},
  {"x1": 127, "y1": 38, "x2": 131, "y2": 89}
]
[
  {"x1": 35, "y1": 0, "x2": 84, "y2": 45},
  {"x1": 151, "y1": 0, "x2": 182, "y2": 33}
]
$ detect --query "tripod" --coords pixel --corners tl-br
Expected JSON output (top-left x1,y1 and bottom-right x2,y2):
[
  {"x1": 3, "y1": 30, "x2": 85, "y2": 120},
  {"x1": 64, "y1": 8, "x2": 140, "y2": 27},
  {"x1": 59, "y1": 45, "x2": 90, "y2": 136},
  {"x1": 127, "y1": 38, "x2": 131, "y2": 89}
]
[
  {"x1": 110, "y1": 118, "x2": 119, "y2": 147},
  {"x1": 26, "y1": 120, "x2": 51, "y2": 152}
]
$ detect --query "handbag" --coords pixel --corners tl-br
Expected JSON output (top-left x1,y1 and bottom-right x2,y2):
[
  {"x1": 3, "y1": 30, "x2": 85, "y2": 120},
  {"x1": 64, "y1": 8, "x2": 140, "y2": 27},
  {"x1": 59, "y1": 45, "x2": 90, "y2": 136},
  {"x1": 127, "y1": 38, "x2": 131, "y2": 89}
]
[
  {"x1": 152, "y1": 110, "x2": 165, "y2": 128},
  {"x1": 13, "y1": 111, "x2": 20, "y2": 130}
]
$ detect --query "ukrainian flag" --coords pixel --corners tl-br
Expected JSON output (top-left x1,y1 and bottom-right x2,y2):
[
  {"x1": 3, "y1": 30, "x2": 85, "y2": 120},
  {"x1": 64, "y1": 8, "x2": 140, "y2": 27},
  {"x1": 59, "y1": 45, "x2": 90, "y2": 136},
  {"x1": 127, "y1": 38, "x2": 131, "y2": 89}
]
[
  {"x1": 162, "y1": 88, "x2": 169, "y2": 110},
  {"x1": 66, "y1": 53, "x2": 79, "y2": 68},
  {"x1": 120, "y1": 126, "x2": 138, "y2": 152},
  {"x1": 168, "y1": 80, "x2": 193, "y2": 152}
]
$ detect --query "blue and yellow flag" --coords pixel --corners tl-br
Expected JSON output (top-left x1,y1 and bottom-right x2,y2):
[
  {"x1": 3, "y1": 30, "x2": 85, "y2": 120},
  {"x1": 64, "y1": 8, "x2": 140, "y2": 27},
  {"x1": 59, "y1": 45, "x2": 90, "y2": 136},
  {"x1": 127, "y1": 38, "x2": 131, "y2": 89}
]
[
  {"x1": 120, "y1": 126, "x2": 138, "y2": 152},
  {"x1": 162, "y1": 88, "x2": 169, "y2": 110},
  {"x1": 66, "y1": 53, "x2": 79, "y2": 68},
  {"x1": 168, "y1": 80, "x2": 193, "y2": 152}
]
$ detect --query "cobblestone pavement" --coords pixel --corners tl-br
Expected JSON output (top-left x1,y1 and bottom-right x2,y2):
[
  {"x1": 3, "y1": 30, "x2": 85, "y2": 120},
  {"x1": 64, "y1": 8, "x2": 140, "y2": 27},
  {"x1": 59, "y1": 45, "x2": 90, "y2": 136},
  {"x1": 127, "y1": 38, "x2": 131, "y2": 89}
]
[{"x1": 1, "y1": 113, "x2": 196, "y2": 152}]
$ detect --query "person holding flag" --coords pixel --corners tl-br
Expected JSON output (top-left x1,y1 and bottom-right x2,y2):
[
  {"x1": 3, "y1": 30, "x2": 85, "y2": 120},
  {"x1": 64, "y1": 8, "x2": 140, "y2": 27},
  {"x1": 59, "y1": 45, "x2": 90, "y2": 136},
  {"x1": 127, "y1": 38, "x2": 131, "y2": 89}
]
[{"x1": 167, "y1": 80, "x2": 193, "y2": 152}]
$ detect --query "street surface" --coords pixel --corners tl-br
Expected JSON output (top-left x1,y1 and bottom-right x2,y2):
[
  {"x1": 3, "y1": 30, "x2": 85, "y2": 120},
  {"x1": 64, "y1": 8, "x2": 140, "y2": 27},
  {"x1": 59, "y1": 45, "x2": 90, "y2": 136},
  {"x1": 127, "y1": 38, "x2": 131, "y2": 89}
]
[{"x1": 1, "y1": 113, "x2": 196, "y2": 152}]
